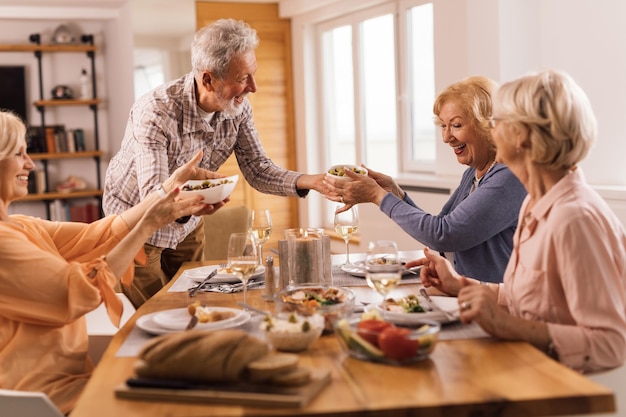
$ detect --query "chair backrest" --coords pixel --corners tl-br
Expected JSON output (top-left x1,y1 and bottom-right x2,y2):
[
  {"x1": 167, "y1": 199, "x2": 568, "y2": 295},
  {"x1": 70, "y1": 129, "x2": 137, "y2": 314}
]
[
  {"x1": 203, "y1": 205, "x2": 249, "y2": 260},
  {"x1": 0, "y1": 389, "x2": 64, "y2": 417}
]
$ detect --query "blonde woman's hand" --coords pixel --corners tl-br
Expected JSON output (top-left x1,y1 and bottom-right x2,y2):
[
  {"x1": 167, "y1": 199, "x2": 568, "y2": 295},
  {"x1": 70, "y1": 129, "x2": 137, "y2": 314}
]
[
  {"x1": 323, "y1": 165, "x2": 387, "y2": 212},
  {"x1": 364, "y1": 165, "x2": 405, "y2": 199},
  {"x1": 143, "y1": 187, "x2": 206, "y2": 231},
  {"x1": 457, "y1": 276, "x2": 507, "y2": 335},
  {"x1": 412, "y1": 247, "x2": 463, "y2": 296},
  {"x1": 163, "y1": 150, "x2": 224, "y2": 191}
]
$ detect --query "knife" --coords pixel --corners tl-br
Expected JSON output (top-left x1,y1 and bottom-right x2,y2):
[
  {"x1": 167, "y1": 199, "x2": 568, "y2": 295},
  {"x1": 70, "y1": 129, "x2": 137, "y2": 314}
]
[
  {"x1": 185, "y1": 314, "x2": 199, "y2": 330},
  {"x1": 188, "y1": 269, "x2": 218, "y2": 297},
  {"x1": 419, "y1": 287, "x2": 457, "y2": 321}
]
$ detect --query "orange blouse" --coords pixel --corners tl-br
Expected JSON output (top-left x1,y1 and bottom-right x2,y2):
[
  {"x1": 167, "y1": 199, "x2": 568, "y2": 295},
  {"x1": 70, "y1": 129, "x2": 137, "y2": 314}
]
[{"x1": 0, "y1": 214, "x2": 134, "y2": 414}]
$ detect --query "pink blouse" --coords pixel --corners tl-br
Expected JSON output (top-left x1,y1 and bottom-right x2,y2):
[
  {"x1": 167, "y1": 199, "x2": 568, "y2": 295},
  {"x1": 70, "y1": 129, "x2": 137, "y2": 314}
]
[
  {"x1": 0, "y1": 214, "x2": 135, "y2": 414},
  {"x1": 498, "y1": 168, "x2": 626, "y2": 373}
]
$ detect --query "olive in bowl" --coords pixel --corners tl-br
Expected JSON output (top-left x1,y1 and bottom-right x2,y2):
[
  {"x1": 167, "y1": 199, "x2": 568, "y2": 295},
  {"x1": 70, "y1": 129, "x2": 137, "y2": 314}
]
[
  {"x1": 179, "y1": 174, "x2": 238, "y2": 204},
  {"x1": 327, "y1": 165, "x2": 368, "y2": 180},
  {"x1": 275, "y1": 285, "x2": 355, "y2": 333},
  {"x1": 259, "y1": 312, "x2": 324, "y2": 352}
]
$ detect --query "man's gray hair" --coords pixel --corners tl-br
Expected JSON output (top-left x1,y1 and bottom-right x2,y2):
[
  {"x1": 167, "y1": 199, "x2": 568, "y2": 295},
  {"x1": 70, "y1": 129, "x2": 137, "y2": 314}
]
[{"x1": 191, "y1": 19, "x2": 259, "y2": 80}]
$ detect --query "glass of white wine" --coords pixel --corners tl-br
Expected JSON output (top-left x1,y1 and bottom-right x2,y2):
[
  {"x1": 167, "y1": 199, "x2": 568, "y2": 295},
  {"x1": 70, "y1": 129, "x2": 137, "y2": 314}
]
[
  {"x1": 227, "y1": 232, "x2": 258, "y2": 308},
  {"x1": 334, "y1": 206, "x2": 358, "y2": 266},
  {"x1": 365, "y1": 240, "x2": 402, "y2": 316},
  {"x1": 248, "y1": 209, "x2": 272, "y2": 265}
]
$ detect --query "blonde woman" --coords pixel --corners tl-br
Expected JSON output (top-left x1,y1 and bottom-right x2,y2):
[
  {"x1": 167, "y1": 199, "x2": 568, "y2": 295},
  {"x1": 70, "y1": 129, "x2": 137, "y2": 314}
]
[
  {"x1": 0, "y1": 110, "x2": 216, "y2": 413},
  {"x1": 415, "y1": 70, "x2": 626, "y2": 373}
]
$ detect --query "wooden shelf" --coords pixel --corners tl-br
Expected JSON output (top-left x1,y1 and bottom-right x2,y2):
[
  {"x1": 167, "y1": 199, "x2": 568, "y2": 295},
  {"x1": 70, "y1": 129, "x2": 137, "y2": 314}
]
[
  {"x1": 17, "y1": 189, "x2": 103, "y2": 202},
  {"x1": 34, "y1": 98, "x2": 101, "y2": 107},
  {"x1": 29, "y1": 151, "x2": 103, "y2": 161},
  {"x1": 0, "y1": 44, "x2": 97, "y2": 53}
]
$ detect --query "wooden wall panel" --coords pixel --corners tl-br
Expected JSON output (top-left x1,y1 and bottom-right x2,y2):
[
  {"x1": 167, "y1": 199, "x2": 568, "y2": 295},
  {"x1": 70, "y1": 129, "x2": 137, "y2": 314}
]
[{"x1": 196, "y1": 2, "x2": 298, "y2": 255}]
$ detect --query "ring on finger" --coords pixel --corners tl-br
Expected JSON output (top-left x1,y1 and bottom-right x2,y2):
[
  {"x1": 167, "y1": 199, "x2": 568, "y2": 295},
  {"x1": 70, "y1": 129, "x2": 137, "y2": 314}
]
[
  {"x1": 461, "y1": 301, "x2": 471, "y2": 311},
  {"x1": 340, "y1": 196, "x2": 344, "y2": 203}
]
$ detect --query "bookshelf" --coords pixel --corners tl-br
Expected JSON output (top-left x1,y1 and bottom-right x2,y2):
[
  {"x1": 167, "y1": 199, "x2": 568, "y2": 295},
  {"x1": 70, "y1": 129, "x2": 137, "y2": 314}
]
[{"x1": 1, "y1": 33, "x2": 103, "y2": 221}]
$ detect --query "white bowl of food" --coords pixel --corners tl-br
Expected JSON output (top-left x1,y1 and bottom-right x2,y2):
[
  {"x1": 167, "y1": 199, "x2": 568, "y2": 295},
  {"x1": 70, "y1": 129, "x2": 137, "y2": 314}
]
[
  {"x1": 327, "y1": 165, "x2": 368, "y2": 180},
  {"x1": 275, "y1": 285, "x2": 355, "y2": 333},
  {"x1": 180, "y1": 174, "x2": 238, "y2": 204},
  {"x1": 260, "y1": 312, "x2": 324, "y2": 352}
]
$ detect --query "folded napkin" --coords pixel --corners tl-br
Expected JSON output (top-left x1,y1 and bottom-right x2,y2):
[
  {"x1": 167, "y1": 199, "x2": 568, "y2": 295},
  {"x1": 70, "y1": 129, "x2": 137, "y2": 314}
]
[{"x1": 193, "y1": 280, "x2": 265, "y2": 294}]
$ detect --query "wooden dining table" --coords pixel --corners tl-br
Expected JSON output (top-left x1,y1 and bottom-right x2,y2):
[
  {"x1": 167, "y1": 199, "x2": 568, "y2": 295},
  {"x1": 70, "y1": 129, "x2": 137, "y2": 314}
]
[{"x1": 71, "y1": 260, "x2": 616, "y2": 417}]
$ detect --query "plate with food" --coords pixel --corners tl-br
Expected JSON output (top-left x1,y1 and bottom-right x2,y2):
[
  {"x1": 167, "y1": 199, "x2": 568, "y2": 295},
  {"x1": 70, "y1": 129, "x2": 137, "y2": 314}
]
[
  {"x1": 179, "y1": 174, "x2": 238, "y2": 204},
  {"x1": 340, "y1": 259, "x2": 420, "y2": 278},
  {"x1": 136, "y1": 306, "x2": 251, "y2": 335},
  {"x1": 185, "y1": 265, "x2": 265, "y2": 284},
  {"x1": 365, "y1": 294, "x2": 459, "y2": 324}
]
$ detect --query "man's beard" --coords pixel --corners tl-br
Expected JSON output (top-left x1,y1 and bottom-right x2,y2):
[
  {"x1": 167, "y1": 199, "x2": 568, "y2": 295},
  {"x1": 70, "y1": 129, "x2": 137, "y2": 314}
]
[{"x1": 215, "y1": 89, "x2": 246, "y2": 117}]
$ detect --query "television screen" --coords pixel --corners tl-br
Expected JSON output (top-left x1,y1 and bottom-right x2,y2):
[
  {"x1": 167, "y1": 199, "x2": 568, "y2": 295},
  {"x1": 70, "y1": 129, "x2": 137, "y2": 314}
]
[{"x1": 0, "y1": 66, "x2": 28, "y2": 122}]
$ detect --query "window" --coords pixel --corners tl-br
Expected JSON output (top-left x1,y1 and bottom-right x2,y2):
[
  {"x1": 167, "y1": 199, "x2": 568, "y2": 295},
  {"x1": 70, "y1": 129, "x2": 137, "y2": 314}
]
[
  {"x1": 133, "y1": 48, "x2": 166, "y2": 100},
  {"x1": 405, "y1": 3, "x2": 436, "y2": 168},
  {"x1": 317, "y1": 1, "x2": 435, "y2": 224}
]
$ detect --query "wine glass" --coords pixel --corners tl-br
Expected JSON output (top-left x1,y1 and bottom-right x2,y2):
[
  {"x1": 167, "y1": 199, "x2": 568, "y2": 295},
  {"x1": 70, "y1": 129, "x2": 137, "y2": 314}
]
[
  {"x1": 248, "y1": 209, "x2": 272, "y2": 265},
  {"x1": 334, "y1": 206, "x2": 359, "y2": 266},
  {"x1": 365, "y1": 240, "x2": 402, "y2": 316},
  {"x1": 227, "y1": 232, "x2": 258, "y2": 308}
]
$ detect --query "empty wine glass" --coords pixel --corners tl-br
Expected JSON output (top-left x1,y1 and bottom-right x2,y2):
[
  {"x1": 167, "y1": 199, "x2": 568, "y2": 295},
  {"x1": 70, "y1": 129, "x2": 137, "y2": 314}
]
[
  {"x1": 334, "y1": 206, "x2": 358, "y2": 266},
  {"x1": 227, "y1": 232, "x2": 258, "y2": 308},
  {"x1": 248, "y1": 209, "x2": 272, "y2": 265},
  {"x1": 365, "y1": 240, "x2": 402, "y2": 316}
]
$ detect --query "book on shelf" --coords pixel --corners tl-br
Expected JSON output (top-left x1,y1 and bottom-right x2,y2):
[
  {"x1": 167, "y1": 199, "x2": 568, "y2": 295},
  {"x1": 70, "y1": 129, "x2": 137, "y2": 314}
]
[
  {"x1": 41, "y1": 125, "x2": 66, "y2": 154},
  {"x1": 66, "y1": 129, "x2": 76, "y2": 153},
  {"x1": 26, "y1": 126, "x2": 46, "y2": 153},
  {"x1": 73, "y1": 128, "x2": 86, "y2": 151},
  {"x1": 27, "y1": 171, "x2": 36, "y2": 194},
  {"x1": 54, "y1": 127, "x2": 68, "y2": 153},
  {"x1": 26, "y1": 125, "x2": 89, "y2": 154},
  {"x1": 49, "y1": 200, "x2": 101, "y2": 223},
  {"x1": 68, "y1": 201, "x2": 100, "y2": 223},
  {"x1": 26, "y1": 169, "x2": 47, "y2": 194}
]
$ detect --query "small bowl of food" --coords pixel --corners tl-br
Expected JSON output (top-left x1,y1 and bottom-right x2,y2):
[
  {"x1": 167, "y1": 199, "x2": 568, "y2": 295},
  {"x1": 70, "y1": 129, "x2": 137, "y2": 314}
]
[
  {"x1": 259, "y1": 312, "x2": 324, "y2": 352},
  {"x1": 179, "y1": 174, "x2": 239, "y2": 204},
  {"x1": 327, "y1": 165, "x2": 368, "y2": 180},
  {"x1": 275, "y1": 285, "x2": 355, "y2": 333},
  {"x1": 335, "y1": 314, "x2": 439, "y2": 365}
]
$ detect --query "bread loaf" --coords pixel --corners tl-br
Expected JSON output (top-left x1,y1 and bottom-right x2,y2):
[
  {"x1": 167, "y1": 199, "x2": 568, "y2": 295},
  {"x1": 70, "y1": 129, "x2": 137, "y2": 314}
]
[{"x1": 134, "y1": 329, "x2": 269, "y2": 382}]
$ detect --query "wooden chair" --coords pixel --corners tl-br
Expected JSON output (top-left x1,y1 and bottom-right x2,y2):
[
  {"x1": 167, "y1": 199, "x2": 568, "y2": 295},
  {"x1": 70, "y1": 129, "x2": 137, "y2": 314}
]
[
  {"x1": 203, "y1": 205, "x2": 249, "y2": 261},
  {"x1": 0, "y1": 389, "x2": 64, "y2": 417}
]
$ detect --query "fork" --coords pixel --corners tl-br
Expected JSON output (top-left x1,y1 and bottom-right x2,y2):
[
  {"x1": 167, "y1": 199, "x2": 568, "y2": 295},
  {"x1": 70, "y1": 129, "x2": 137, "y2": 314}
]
[
  {"x1": 419, "y1": 287, "x2": 457, "y2": 321},
  {"x1": 188, "y1": 269, "x2": 218, "y2": 297}
]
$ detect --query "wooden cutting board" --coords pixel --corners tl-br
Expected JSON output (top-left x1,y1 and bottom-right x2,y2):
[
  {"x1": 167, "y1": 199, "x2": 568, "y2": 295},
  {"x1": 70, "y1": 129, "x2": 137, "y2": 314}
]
[{"x1": 114, "y1": 369, "x2": 331, "y2": 408}]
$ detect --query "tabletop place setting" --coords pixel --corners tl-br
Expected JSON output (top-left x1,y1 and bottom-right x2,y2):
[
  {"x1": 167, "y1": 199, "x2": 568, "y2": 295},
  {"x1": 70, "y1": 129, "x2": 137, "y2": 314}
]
[{"x1": 72, "y1": 174, "x2": 617, "y2": 417}]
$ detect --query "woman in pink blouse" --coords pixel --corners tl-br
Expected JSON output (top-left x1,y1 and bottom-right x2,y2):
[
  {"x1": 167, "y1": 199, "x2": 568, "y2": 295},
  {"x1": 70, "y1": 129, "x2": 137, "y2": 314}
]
[
  {"x1": 413, "y1": 70, "x2": 626, "y2": 373},
  {"x1": 0, "y1": 110, "x2": 218, "y2": 414}
]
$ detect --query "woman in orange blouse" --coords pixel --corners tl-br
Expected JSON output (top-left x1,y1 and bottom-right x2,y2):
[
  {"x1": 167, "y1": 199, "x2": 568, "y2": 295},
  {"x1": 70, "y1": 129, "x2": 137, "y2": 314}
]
[
  {"x1": 0, "y1": 110, "x2": 219, "y2": 414},
  {"x1": 415, "y1": 70, "x2": 626, "y2": 373}
]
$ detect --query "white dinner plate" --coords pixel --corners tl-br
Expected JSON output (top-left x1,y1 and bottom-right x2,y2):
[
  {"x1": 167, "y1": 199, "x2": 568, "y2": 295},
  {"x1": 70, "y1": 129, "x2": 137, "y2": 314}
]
[
  {"x1": 136, "y1": 307, "x2": 251, "y2": 335},
  {"x1": 340, "y1": 260, "x2": 420, "y2": 278},
  {"x1": 365, "y1": 295, "x2": 459, "y2": 324},
  {"x1": 185, "y1": 265, "x2": 265, "y2": 284}
]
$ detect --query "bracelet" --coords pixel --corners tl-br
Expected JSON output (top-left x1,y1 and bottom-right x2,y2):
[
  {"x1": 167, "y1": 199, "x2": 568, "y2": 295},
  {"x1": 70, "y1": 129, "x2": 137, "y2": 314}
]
[{"x1": 156, "y1": 184, "x2": 167, "y2": 197}]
